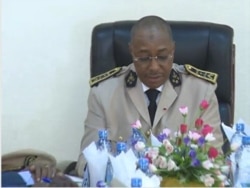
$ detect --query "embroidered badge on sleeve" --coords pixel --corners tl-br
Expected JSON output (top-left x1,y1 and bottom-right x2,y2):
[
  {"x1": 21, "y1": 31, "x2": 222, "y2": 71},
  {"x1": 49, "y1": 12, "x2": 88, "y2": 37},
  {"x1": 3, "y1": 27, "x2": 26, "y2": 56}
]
[
  {"x1": 184, "y1": 64, "x2": 218, "y2": 84},
  {"x1": 89, "y1": 67, "x2": 122, "y2": 87}
]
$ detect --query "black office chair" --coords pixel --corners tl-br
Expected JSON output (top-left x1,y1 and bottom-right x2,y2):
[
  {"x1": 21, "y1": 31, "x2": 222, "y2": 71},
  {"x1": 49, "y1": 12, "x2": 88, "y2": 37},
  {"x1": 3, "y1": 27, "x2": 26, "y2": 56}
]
[{"x1": 65, "y1": 20, "x2": 235, "y2": 174}]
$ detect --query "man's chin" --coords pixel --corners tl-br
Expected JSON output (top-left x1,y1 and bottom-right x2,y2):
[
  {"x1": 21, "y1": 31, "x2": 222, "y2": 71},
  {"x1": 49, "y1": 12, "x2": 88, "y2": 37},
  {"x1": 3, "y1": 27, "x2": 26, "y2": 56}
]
[{"x1": 143, "y1": 81, "x2": 163, "y2": 89}]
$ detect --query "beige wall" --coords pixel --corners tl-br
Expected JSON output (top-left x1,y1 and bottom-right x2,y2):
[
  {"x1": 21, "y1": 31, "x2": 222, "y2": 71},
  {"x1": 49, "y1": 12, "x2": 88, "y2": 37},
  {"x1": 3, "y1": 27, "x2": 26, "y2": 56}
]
[{"x1": 2, "y1": 0, "x2": 250, "y2": 169}]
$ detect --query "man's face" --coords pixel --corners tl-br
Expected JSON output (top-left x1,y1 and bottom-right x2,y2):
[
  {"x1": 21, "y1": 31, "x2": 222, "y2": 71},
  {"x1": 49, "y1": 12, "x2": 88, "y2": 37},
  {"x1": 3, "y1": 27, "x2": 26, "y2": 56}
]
[{"x1": 129, "y1": 28, "x2": 175, "y2": 89}]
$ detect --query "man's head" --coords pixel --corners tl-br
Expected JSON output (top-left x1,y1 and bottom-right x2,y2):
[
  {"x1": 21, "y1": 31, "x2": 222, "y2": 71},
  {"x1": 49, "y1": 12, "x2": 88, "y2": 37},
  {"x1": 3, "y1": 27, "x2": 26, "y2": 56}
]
[{"x1": 129, "y1": 16, "x2": 175, "y2": 89}]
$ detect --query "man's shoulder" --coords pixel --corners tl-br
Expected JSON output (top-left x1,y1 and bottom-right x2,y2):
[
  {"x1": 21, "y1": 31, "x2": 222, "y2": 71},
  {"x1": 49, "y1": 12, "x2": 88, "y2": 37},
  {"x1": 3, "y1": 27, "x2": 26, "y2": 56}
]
[
  {"x1": 173, "y1": 63, "x2": 218, "y2": 85},
  {"x1": 89, "y1": 65, "x2": 131, "y2": 87}
]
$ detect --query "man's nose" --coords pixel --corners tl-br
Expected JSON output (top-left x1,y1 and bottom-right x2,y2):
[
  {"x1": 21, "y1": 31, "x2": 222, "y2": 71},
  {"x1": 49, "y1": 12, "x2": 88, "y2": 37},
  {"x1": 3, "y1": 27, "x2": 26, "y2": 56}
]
[{"x1": 148, "y1": 58, "x2": 160, "y2": 69}]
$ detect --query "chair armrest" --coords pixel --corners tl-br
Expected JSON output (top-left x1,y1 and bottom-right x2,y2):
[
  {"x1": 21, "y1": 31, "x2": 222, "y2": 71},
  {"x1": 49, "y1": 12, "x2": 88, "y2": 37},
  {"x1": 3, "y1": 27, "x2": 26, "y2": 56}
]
[{"x1": 64, "y1": 161, "x2": 77, "y2": 176}]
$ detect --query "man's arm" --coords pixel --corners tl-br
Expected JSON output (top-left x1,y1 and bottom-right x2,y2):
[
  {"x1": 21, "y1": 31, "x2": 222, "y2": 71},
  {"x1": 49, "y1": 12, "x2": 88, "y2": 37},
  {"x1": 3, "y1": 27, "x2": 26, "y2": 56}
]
[
  {"x1": 201, "y1": 83, "x2": 224, "y2": 151},
  {"x1": 2, "y1": 165, "x2": 78, "y2": 187},
  {"x1": 76, "y1": 87, "x2": 107, "y2": 177},
  {"x1": 2, "y1": 171, "x2": 28, "y2": 187}
]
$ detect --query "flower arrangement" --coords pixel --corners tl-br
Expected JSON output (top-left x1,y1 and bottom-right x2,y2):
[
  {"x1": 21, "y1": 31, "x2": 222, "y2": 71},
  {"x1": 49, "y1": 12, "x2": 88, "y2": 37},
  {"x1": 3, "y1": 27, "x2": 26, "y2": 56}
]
[{"x1": 131, "y1": 100, "x2": 230, "y2": 187}]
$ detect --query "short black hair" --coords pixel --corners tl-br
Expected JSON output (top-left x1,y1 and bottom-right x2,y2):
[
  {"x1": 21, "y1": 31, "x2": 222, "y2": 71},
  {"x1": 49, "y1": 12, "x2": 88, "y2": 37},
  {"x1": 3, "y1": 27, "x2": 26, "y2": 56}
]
[{"x1": 130, "y1": 15, "x2": 173, "y2": 42}]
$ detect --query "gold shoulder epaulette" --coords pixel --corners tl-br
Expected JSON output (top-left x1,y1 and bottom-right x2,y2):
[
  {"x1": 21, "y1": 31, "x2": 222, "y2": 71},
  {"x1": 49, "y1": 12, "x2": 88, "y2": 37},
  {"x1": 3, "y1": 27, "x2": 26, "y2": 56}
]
[
  {"x1": 184, "y1": 64, "x2": 218, "y2": 84},
  {"x1": 89, "y1": 67, "x2": 122, "y2": 87}
]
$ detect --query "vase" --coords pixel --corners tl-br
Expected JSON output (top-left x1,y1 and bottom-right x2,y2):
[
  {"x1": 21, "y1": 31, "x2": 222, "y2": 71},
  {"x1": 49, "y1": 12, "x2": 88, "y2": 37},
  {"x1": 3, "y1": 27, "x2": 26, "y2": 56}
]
[{"x1": 160, "y1": 177, "x2": 205, "y2": 187}]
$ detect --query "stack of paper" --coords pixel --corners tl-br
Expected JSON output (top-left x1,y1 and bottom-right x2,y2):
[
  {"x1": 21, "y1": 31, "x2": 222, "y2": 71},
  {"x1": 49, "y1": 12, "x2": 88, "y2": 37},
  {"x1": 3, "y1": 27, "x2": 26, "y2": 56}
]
[{"x1": 82, "y1": 142, "x2": 161, "y2": 187}]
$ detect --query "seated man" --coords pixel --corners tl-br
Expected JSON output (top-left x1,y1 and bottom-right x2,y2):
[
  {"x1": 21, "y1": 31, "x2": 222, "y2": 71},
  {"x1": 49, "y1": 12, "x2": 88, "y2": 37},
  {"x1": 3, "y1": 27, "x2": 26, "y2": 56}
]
[
  {"x1": 2, "y1": 165, "x2": 78, "y2": 187},
  {"x1": 76, "y1": 15, "x2": 223, "y2": 177},
  {"x1": 2, "y1": 150, "x2": 78, "y2": 187}
]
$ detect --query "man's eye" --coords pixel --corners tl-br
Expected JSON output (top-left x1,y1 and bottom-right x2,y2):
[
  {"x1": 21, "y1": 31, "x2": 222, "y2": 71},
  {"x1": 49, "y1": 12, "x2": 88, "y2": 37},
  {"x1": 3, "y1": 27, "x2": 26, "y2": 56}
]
[
  {"x1": 157, "y1": 56, "x2": 168, "y2": 61},
  {"x1": 139, "y1": 57, "x2": 150, "y2": 62}
]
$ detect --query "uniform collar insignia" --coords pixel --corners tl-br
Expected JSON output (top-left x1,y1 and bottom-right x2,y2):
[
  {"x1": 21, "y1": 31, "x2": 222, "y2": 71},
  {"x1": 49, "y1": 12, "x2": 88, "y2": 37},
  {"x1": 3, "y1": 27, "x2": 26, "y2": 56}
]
[
  {"x1": 170, "y1": 69, "x2": 181, "y2": 87},
  {"x1": 125, "y1": 70, "x2": 137, "y2": 87}
]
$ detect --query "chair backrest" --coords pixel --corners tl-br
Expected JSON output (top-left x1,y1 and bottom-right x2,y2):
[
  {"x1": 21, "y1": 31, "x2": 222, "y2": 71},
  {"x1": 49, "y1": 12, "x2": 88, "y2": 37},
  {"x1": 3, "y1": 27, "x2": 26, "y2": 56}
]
[{"x1": 90, "y1": 20, "x2": 235, "y2": 127}]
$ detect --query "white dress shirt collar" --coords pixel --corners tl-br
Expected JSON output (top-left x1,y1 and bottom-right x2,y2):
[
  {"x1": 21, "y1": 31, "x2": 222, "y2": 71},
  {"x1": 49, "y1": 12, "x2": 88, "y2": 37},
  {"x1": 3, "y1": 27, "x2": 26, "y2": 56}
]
[{"x1": 142, "y1": 83, "x2": 163, "y2": 92}]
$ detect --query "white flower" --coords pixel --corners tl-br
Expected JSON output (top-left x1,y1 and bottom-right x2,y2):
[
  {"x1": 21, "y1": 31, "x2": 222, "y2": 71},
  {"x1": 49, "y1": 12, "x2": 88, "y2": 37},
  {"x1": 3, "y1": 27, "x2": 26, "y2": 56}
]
[
  {"x1": 217, "y1": 174, "x2": 227, "y2": 181},
  {"x1": 162, "y1": 139, "x2": 174, "y2": 155},
  {"x1": 146, "y1": 147, "x2": 159, "y2": 161},
  {"x1": 230, "y1": 143, "x2": 241, "y2": 151},
  {"x1": 153, "y1": 156, "x2": 167, "y2": 169},
  {"x1": 202, "y1": 160, "x2": 214, "y2": 170},
  {"x1": 213, "y1": 163, "x2": 220, "y2": 169},
  {"x1": 190, "y1": 144, "x2": 198, "y2": 149},
  {"x1": 220, "y1": 165, "x2": 230, "y2": 174},
  {"x1": 148, "y1": 163, "x2": 157, "y2": 173},
  {"x1": 167, "y1": 159, "x2": 178, "y2": 171},
  {"x1": 200, "y1": 174, "x2": 215, "y2": 187},
  {"x1": 174, "y1": 130, "x2": 181, "y2": 137},
  {"x1": 205, "y1": 133, "x2": 216, "y2": 142},
  {"x1": 134, "y1": 141, "x2": 145, "y2": 151},
  {"x1": 159, "y1": 156, "x2": 168, "y2": 169}
]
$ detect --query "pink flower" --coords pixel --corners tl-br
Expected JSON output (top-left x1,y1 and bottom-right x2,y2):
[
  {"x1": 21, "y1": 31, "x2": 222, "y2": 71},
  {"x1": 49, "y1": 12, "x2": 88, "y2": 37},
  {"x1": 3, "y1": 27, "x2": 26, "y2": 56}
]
[
  {"x1": 208, "y1": 146, "x2": 219, "y2": 159},
  {"x1": 180, "y1": 124, "x2": 188, "y2": 134},
  {"x1": 179, "y1": 106, "x2": 188, "y2": 116},
  {"x1": 131, "y1": 119, "x2": 142, "y2": 129},
  {"x1": 200, "y1": 100, "x2": 209, "y2": 110},
  {"x1": 201, "y1": 124, "x2": 214, "y2": 136},
  {"x1": 195, "y1": 118, "x2": 203, "y2": 129},
  {"x1": 188, "y1": 131, "x2": 201, "y2": 141},
  {"x1": 146, "y1": 147, "x2": 159, "y2": 161},
  {"x1": 145, "y1": 153, "x2": 153, "y2": 163},
  {"x1": 162, "y1": 128, "x2": 171, "y2": 137}
]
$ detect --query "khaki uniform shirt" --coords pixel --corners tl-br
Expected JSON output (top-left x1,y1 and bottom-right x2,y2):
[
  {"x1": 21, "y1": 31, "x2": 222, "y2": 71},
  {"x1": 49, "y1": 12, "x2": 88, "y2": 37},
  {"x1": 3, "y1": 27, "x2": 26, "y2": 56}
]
[{"x1": 76, "y1": 63, "x2": 222, "y2": 177}]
